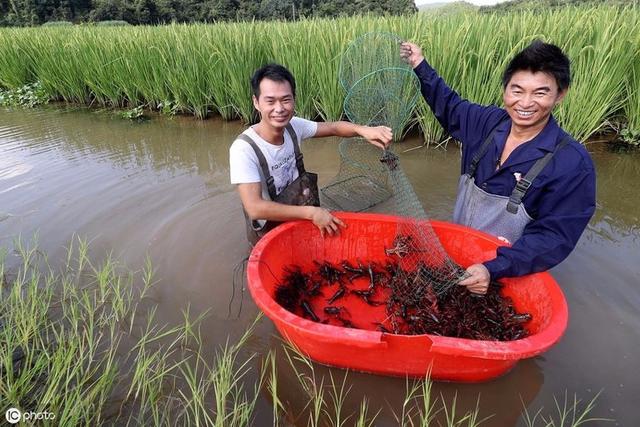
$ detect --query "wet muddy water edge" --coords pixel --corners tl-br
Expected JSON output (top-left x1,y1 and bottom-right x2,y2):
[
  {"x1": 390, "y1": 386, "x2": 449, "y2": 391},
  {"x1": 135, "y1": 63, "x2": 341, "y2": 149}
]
[{"x1": 1, "y1": 107, "x2": 638, "y2": 426}]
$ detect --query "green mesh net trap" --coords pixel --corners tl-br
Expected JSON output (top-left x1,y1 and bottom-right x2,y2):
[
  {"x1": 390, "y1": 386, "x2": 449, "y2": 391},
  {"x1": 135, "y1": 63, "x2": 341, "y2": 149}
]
[
  {"x1": 321, "y1": 32, "x2": 467, "y2": 302},
  {"x1": 340, "y1": 32, "x2": 421, "y2": 138},
  {"x1": 320, "y1": 139, "x2": 393, "y2": 212}
]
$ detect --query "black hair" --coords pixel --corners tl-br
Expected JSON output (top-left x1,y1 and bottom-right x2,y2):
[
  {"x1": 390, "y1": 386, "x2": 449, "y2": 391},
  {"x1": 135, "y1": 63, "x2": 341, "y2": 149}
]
[
  {"x1": 250, "y1": 63, "x2": 296, "y2": 98},
  {"x1": 502, "y1": 40, "x2": 571, "y2": 92}
]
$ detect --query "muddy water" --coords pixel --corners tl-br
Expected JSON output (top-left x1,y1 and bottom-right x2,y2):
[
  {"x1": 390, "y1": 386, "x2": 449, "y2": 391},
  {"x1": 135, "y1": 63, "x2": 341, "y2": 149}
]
[{"x1": 1, "y1": 107, "x2": 638, "y2": 426}]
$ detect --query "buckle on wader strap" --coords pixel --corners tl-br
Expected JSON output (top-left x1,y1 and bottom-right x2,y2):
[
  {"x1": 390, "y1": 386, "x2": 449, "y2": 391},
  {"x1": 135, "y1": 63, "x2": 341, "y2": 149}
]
[
  {"x1": 265, "y1": 176, "x2": 276, "y2": 198},
  {"x1": 506, "y1": 178, "x2": 531, "y2": 214},
  {"x1": 505, "y1": 135, "x2": 572, "y2": 215}
]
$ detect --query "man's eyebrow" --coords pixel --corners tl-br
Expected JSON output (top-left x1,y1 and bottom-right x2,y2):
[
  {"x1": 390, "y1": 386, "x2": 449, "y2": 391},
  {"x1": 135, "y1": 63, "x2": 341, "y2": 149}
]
[{"x1": 509, "y1": 83, "x2": 551, "y2": 92}]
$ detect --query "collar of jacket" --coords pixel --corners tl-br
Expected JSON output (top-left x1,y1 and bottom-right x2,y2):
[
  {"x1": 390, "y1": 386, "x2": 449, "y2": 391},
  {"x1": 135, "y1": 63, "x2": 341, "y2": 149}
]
[{"x1": 491, "y1": 114, "x2": 564, "y2": 169}]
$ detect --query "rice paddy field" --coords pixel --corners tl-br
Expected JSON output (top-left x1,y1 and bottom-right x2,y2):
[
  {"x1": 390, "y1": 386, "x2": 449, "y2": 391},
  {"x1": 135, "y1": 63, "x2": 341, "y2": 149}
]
[
  {"x1": 0, "y1": 5, "x2": 639, "y2": 143},
  {"x1": 2, "y1": 108, "x2": 627, "y2": 426},
  {"x1": 2, "y1": 4, "x2": 640, "y2": 426}
]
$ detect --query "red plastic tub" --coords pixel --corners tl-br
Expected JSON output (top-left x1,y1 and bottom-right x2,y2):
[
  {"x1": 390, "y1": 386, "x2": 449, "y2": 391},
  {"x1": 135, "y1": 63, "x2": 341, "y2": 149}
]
[{"x1": 247, "y1": 212, "x2": 568, "y2": 382}]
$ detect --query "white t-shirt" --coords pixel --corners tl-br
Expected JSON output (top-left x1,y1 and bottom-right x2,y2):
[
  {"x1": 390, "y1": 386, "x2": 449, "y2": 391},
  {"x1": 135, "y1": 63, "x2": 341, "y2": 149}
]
[{"x1": 229, "y1": 116, "x2": 318, "y2": 201}]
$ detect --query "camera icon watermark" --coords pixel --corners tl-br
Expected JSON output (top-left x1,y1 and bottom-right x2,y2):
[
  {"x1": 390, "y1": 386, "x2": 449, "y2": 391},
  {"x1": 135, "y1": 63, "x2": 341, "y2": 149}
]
[
  {"x1": 5, "y1": 408, "x2": 21, "y2": 424},
  {"x1": 5, "y1": 407, "x2": 56, "y2": 423}
]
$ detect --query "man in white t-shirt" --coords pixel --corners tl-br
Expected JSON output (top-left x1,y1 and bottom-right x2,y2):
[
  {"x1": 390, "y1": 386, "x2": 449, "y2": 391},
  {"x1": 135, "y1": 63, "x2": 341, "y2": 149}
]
[{"x1": 229, "y1": 63, "x2": 392, "y2": 244}]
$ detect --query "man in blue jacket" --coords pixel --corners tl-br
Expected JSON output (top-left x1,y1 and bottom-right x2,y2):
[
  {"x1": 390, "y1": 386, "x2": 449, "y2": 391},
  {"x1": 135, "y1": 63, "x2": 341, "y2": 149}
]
[{"x1": 400, "y1": 40, "x2": 596, "y2": 294}]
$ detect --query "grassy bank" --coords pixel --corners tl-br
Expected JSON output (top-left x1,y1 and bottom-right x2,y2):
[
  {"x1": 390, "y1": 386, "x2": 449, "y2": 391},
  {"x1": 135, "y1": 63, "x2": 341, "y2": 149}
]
[{"x1": 0, "y1": 6, "x2": 638, "y2": 143}]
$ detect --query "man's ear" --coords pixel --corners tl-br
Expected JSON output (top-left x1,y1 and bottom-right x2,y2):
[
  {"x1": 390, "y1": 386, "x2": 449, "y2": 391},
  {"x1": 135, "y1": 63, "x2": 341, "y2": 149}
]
[
  {"x1": 252, "y1": 95, "x2": 259, "y2": 110},
  {"x1": 556, "y1": 88, "x2": 568, "y2": 104}
]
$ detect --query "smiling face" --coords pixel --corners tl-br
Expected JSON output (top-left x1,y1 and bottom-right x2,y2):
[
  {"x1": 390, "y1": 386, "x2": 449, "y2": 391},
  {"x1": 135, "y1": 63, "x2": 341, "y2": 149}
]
[
  {"x1": 252, "y1": 78, "x2": 295, "y2": 131},
  {"x1": 503, "y1": 70, "x2": 566, "y2": 132}
]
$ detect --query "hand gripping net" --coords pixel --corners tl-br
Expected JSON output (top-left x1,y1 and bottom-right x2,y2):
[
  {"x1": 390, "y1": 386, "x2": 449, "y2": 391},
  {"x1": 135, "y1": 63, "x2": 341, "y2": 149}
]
[{"x1": 321, "y1": 32, "x2": 467, "y2": 309}]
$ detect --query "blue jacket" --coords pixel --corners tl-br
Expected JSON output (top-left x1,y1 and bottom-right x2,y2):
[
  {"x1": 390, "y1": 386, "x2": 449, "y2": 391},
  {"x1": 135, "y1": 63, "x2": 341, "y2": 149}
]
[{"x1": 414, "y1": 59, "x2": 596, "y2": 279}]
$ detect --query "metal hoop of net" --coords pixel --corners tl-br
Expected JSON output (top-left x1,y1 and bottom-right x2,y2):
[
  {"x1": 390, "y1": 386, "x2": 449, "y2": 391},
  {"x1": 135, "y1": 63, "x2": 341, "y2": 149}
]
[
  {"x1": 343, "y1": 67, "x2": 421, "y2": 137},
  {"x1": 339, "y1": 32, "x2": 412, "y2": 93}
]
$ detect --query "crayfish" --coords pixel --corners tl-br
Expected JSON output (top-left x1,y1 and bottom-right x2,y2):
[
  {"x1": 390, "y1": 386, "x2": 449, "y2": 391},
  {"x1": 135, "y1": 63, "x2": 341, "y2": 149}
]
[{"x1": 273, "y1": 260, "x2": 531, "y2": 341}]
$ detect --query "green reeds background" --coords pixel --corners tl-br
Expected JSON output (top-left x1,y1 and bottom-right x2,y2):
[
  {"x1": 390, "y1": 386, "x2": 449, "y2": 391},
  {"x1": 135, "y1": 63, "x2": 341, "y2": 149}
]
[
  {"x1": 0, "y1": 5, "x2": 638, "y2": 142},
  {"x1": 624, "y1": 30, "x2": 640, "y2": 138}
]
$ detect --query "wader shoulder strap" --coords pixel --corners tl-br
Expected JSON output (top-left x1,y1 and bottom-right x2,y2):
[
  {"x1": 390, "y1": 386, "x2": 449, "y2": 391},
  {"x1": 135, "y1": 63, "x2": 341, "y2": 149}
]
[
  {"x1": 285, "y1": 123, "x2": 307, "y2": 176},
  {"x1": 467, "y1": 118, "x2": 510, "y2": 178},
  {"x1": 506, "y1": 135, "x2": 572, "y2": 214},
  {"x1": 236, "y1": 133, "x2": 278, "y2": 200}
]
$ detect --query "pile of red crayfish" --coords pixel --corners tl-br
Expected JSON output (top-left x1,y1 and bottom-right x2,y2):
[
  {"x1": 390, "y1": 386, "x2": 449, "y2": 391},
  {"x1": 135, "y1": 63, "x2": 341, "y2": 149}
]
[{"x1": 274, "y1": 260, "x2": 530, "y2": 341}]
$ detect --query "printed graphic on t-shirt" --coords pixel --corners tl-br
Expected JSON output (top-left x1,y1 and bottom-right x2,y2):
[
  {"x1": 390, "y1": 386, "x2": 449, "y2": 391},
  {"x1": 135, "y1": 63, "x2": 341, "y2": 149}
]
[{"x1": 274, "y1": 153, "x2": 296, "y2": 194}]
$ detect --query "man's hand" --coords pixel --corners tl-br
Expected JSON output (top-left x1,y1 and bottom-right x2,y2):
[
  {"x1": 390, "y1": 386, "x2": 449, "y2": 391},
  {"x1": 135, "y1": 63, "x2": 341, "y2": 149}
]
[
  {"x1": 315, "y1": 122, "x2": 391, "y2": 149},
  {"x1": 358, "y1": 125, "x2": 392, "y2": 149},
  {"x1": 310, "y1": 207, "x2": 346, "y2": 237},
  {"x1": 458, "y1": 263, "x2": 490, "y2": 295},
  {"x1": 400, "y1": 42, "x2": 425, "y2": 69}
]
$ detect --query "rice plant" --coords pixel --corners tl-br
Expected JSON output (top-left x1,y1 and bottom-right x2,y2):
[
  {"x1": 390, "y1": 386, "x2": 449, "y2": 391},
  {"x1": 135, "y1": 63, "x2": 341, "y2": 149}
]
[
  {"x1": 521, "y1": 391, "x2": 610, "y2": 427},
  {"x1": 551, "y1": 6, "x2": 639, "y2": 142},
  {"x1": 0, "y1": 29, "x2": 37, "y2": 88},
  {"x1": 308, "y1": 18, "x2": 350, "y2": 122},
  {"x1": 0, "y1": 237, "x2": 267, "y2": 426},
  {"x1": 0, "y1": 5, "x2": 638, "y2": 143},
  {"x1": 208, "y1": 21, "x2": 270, "y2": 122},
  {"x1": 622, "y1": 29, "x2": 640, "y2": 145}
]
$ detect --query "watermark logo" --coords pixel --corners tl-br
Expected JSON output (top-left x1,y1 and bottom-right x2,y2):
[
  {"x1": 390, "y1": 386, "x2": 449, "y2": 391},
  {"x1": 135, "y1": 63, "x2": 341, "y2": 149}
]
[
  {"x1": 5, "y1": 407, "x2": 56, "y2": 423},
  {"x1": 5, "y1": 408, "x2": 21, "y2": 424}
]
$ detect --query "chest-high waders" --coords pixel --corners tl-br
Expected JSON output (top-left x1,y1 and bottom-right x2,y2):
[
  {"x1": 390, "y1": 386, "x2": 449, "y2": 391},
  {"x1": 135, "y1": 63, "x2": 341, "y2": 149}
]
[
  {"x1": 453, "y1": 123, "x2": 571, "y2": 244},
  {"x1": 237, "y1": 124, "x2": 320, "y2": 246}
]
